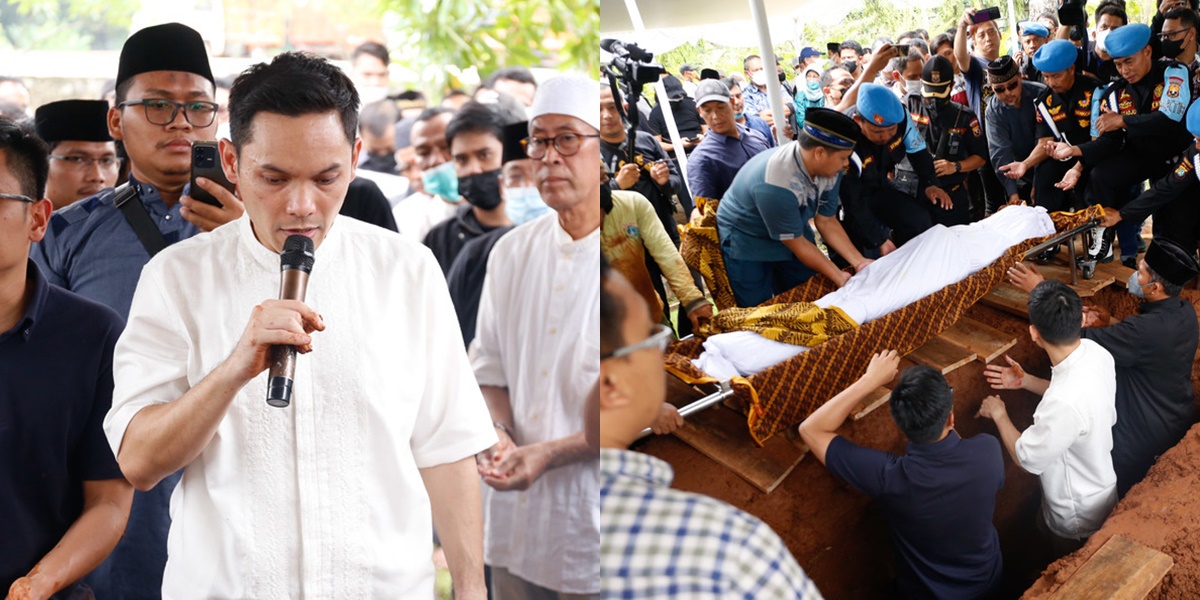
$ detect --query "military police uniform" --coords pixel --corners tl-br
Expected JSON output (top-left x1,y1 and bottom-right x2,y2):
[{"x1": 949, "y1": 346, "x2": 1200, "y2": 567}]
[{"x1": 1031, "y1": 40, "x2": 1103, "y2": 212}]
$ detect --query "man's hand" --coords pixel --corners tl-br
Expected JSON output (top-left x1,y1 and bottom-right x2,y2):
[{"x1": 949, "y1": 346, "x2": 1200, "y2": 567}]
[
  {"x1": 179, "y1": 178, "x2": 245, "y2": 232},
  {"x1": 1160, "y1": 0, "x2": 1187, "y2": 15},
  {"x1": 1095, "y1": 105, "x2": 1126, "y2": 135},
  {"x1": 975, "y1": 395, "x2": 1008, "y2": 421},
  {"x1": 476, "y1": 426, "x2": 517, "y2": 478},
  {"x1": 933, "y1": 159, "x2": 958, "y2": 178},
  {"x1": 985, "y1": 355, "x2": 1026, "y2": 390},
  {"x1": 1007, "y1": 261, "x2": 1045, "y2": 293},
  {"x1": 7, "y1": 571, "x2": 51, "y2": 600},
  {"x1": 1100, "y1": 208, "x2": 1122, "y2": 228},
  {"x1": 687, "y1": 303, "x2": 713, "y2": 331},
  {"x1": 834, "y1": 269, "x2": 852, "y2": 287},
  {"x1": 615, "y1": 163, "x2": 640, "y2": 190},
  {"x1": 224, "y1": 299, "x2": 324, "y2": 384},
  {"x1": 759, "y1": 109, "x2": 775, "y2": 127},
  {"x1": 961, "y1": 8, "x2": 978, "y2": 30},
  {"x1": 879, "y1": 239, "x2": 898, "y2": 256},
  {"x1": 1056, "y1": 167, "x2": 1082, "y2": 190},
  {"x1": 480, "y1": 442, "x2": 553, "y2": 491},
  {"x1": 649, "y1": 160, "x2": 671, "y2": 186},
  {"x1": 863, "y1": 349, "x2": 900, "y2": 388},
  {"x1": 999, "y1": 161, "x2": 1027, "y2": 180},
  {"x1": 1083, "y1": 305, "x2": 1113, "y2": 328},
  {"x1": 650, "y1": 403, "x2": 684, "y2": 435},
  {"x1": 853, "y1": 258, "x2": 874, "y2": 273},
  {"x1": 925, "y1": 185, "x2": 953, "y2": 210},
  {"x1": 1046, "y1": 141, "x2": 1080, "y2": 161},
  {"x1": 867, "y1": 43, "x2": 898, "y2": 73}
]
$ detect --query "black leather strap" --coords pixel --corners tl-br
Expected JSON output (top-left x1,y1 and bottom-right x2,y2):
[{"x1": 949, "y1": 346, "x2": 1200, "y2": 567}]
[{"x1": 114, "y1": 184, "x2": 167, "y2": 257}]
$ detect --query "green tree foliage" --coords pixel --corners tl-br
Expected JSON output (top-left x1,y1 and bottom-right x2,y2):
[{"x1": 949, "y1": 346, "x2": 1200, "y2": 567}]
[
  {"x1": 0, "y1": 0, "x2": 138, "y2": 50},
  {"x1": 379, "y1": 0, "x2": 598, "y2": 94}
]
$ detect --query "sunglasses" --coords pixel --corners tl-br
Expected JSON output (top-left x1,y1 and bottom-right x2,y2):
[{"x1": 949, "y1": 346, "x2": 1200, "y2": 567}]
[{"x1": 991, "y1": 79, "x2": 1021, "y2": 93}]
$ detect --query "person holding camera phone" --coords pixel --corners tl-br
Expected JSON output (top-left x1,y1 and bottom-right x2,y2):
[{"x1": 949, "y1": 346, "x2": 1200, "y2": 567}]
[
  {"x1": 955, "y1": 7, "x2": 1011, "y2": 217},
  {"x1": 29, "y1": 23, "x2": 244, "y2": 600}
]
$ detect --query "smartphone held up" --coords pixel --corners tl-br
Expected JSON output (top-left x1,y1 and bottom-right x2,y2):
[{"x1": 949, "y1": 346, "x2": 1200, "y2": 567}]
[{"x1": 189, "y1": 141, "x2": 235, "y2": 207}]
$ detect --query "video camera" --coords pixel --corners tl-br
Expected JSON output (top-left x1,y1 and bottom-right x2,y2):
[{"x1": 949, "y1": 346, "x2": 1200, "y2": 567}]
[
  {"x1": 602, "y1": 38, "x2": 667, "y2": 164},
  {"x1": 1058, "y1": 0, "x2": 1087, "y2": 27}
]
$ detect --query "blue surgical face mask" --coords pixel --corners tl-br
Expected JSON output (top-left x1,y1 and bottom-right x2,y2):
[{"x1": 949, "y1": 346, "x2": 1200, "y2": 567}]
[
  {"x1": 733, "y1": 111, "x2": 745, "y2": 119},
  {"x1": 503, "y1": 186, "x2": 550, "y2": 225},
  {"x1": 806, "y1": 80, "x2": 821, "y2": 91},
  {"x1": 421, "y1": 162, "x2": 461, "y2": 202},
  {"x1": 1128, "y1": 272, "x2": 1145, "y2": 298}
]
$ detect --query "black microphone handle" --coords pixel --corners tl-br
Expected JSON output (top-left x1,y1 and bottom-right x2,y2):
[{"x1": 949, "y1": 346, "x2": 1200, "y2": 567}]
[{"x1": 266, "y1": 268, "x2": 310, "y2": 407}]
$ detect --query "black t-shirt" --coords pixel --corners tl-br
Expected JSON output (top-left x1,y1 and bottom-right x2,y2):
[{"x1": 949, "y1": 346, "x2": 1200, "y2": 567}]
[
  {"x1": 340, "y1": 177, "x2": 398, "y2": 232},
  {"x1": 647, "y1": 97, "x2": 704, "y2": 153},
  {"x1": 1, "y1": 261, "x2": 125, "y2": 593},
  {"x1": 422, "y1": 205, "x2": 503, "y2": 275},
  {"x1": 446, "y1": 225, "x2": 515, "y2": 346}
]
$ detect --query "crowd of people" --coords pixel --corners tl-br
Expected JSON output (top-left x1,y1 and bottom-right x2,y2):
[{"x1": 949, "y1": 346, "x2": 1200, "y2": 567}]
[
  {"x1": 3, "y1": 21, "x2": 600, "y2": 600},
  {"x1": 600, "y1": 0, "x2": 1200, "y2": 597}
]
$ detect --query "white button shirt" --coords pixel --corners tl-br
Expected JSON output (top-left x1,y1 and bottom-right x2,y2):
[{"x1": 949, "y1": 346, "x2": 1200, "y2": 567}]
[
  {"x1": 1015, "y1": 338, "x2": 1119, "y2": 540},
  {"x1": 470, "y1": 212, "x2": 600, "y2": 594},
  {"x1": 105, "y1": 215, "x2": 497, "y2": 599}
]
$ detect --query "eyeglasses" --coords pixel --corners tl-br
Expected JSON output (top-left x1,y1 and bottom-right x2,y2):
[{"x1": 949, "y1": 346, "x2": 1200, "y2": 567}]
[
  {"x1": 118, "y1": 98, "x2": 219, "y2": 127},
  {"x1": 0, "y1": 192, "x2": 35, "y2": 203},
  {"x1": 601, "y1": 323, "x2": 673, "y2": 360},
  {"x1": 991, "y1": 80, "x2": 1021, "y2": 93},
  {"x1": 49, "y1": 154, "x2": 122, "y2": 170},
  {"x1": 522, "y1": 132, "x2": 601, "y2": 159},
  {"x1": 1160, "y1": 28, "x2": 1191, "y2": 41}
]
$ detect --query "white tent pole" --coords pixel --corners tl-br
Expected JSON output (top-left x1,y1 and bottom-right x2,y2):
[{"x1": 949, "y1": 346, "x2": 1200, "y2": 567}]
[
  {"x1": 1007, "y1": 0, "x2": 1020, "y2": 55},
  {"x1": 749, "y1": 0, "x2": 789, "y2": 144}
]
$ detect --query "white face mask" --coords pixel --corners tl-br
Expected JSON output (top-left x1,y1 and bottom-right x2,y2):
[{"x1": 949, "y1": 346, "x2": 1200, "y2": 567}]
[
  {"x1": 750, "y1": 70, "x2": 768, "y2": 87},
  {"x1": 1095, "y1": 29, "x2": 1111, "y2": 54},
  {"x1": 502, "y1": 186, "x2": 550, "y2": 225},
  {"x1": 905, "y1": 79, "x2": 923, "y2": 95}
]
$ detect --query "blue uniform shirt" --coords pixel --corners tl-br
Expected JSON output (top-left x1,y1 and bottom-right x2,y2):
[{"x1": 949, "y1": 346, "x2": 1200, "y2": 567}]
[
  {"x1": 827, "y1": 431, "x2": 1005, "y2": 599},
  {"x1": 686, "y1": 123, "x2": 772, "y2": 201},
  {"x1": 31, "y1": 175, "x2": 201, "y2": 319},
  {"x1": 717, "y1": 143, "x2": 842, "y2": 262},
  {"x1": 1, "y1": 261, "x2": 125, "y2": 595}
]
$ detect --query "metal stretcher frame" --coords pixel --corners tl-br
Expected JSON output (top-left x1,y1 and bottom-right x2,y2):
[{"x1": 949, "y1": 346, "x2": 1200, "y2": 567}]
[{"x1": 644, "y1": 213, "x2": 1103, "y2": 442}]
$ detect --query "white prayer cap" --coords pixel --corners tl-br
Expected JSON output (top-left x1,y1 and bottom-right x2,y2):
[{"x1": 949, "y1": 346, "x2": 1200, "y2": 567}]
[{"x1": 529, "y1": 73, "x2": 600, "y2": 132}]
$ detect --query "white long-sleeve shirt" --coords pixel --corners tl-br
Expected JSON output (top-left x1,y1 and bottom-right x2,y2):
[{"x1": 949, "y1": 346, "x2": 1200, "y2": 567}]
[
  {"x1": 1016, "y1": 339, "x2": 1118, "y2": 540},
  {"x1": 105, "y1": 214, "x2": 496, "y2": 599},
  {"x1": 470, "y1": 212, "x2": 600, "y2": 594}
]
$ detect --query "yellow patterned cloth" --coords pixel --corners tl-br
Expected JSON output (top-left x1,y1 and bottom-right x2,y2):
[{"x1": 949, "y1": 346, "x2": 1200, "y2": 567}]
[
  {"x1": 679, "y1": 196, "x2": 739, "y2": 310},
  {"x1": 709, "y1": 302, "x2": 858, "y2": 347}
]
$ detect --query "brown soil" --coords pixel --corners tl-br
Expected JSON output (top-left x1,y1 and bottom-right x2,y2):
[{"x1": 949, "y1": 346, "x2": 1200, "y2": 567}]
[
  {"x1": 1023, "y1": 288, "x2": 1200, "y2": 599},
  {"x1": 638, "y1": 286, "x2": 1200, "y2": 599}
]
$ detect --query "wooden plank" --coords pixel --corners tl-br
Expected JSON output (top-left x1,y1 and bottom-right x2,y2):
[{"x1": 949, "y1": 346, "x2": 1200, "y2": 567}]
[
  {"x1": 672, "y1": 403, "x2": 805, "y2": 493},
  {"x1": 940, "y1": 317, "x2": 1019, "y2": 364},
  {"x1": 853, "y1": 387, "x2": 892, "y2": 421},
  {"x1": 1037, "y1": 263, "x2": 1116, "y2": 297},
  {"x1": 981, "y1": 282, "x2": 1030, "y2": 318},
  {"x1": 1096, "y1": 260, "x2": 1137, "y2": 288},
  {"x1": 906, "y1": 335, "x2": 978, "y2": 375},
  {"x1": 1048, "y1": 535, "x2": 1173, "y2": 600}
]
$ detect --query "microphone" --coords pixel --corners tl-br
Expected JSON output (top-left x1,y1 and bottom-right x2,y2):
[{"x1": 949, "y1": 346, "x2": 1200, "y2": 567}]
[{"x1": 266, "y1": 234, "x2": 315, "y2": 408}]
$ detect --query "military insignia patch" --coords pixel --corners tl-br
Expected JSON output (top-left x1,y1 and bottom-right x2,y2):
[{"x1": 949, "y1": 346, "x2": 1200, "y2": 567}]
[
  {"x1": 932, "y1": 71, "x2": 942, "y2": 83},
  {"x1": 874, "y1": 113, "x2": 884, "y2": 125},
  {"x1": 1176, "y1": 163, "x2": 1189, "y2": 179},
  {"x1": 970, "y1": 120, "x2": 982, "y2": 137},
  {"x1": 625, "y1": 224, "x2": 639, "y2": 237}
]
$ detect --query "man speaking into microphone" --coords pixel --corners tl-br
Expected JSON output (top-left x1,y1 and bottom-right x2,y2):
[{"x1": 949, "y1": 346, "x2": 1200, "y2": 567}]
[{"x1": 103, "y1": 52, "x2": 496, "y2": 598}]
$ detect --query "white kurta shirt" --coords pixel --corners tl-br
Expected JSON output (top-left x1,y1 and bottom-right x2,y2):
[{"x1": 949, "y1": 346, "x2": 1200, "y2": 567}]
[
  {"x1": 1015, "y1": 339, "x2": 1118, "y2": 540},
  {"x1": 470, "y1": 212, "x2": 600, "y2": 594},
  {"x1": 105, "y1": 214, "x2": 497, "y2": 599}
]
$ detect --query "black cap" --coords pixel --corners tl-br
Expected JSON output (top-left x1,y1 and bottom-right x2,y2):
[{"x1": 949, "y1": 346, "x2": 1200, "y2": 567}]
[
  {"x1": 1145, "y1": 239, "x2": 1200, "y2": 286},
  {"x1": 34, "y1": 100, "x2": 111, "y2": 143},
  {"x1": 680, "y1": 64, "x2": 696, "y2": 73},
  {"x1": 921, "y1": 56, "x2": 954, "y2": 99},
  {"x1": 662, "y1": 75, "x2": 686, "y2": 101},
  {"x1": 986, "y1": 56, "x2": 1020, "y2": 84},
  {"x1": 802, "y1": 107, "x2": 859, "y2": 150},
  {"x1": 501, "y1": 120, "x2": 528, "y2": 164},
  {"x1": 117, "y1": 23, "x2": 215, "y2": 89},
  {"x1": 699, "y1": 68, "x2": 720, "y2": 80}
]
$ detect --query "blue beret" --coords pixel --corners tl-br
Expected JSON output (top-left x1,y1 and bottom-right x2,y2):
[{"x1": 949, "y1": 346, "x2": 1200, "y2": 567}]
[
  {"x1": 1105, "y1": 24, "x2": 1152, "y2": 59},
  {"x1": 856, "y1": 83, "x2": 905, "y2": 127},
  {"x1": 1033, "y1": 40, "x2": 1077, "y2": 73},
  {"x1": 1186, "y1": 98, "x2": 1200, "y2": 137},
  {"x1": 1021, "y1": 22, "x2": 1050, "y2": 38}
]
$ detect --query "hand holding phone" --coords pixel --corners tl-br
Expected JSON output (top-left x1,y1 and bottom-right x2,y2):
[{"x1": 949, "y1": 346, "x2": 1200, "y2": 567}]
[
  {"x1": 189, "y1": 141, "x2": 235, "y2": 207},
  {"x1": 972, "y1": 7, "x2": 1002, "y2": 23},
  {"x1": 894, "y1": 43, "x2": 911, "y2": 56}
]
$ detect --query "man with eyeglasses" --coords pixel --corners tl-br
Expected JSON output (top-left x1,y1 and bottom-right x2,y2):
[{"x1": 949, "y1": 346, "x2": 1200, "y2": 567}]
[
  {"x1": 1160, "y1": 8, "x2": 1200, "y2": 97},
  {"x1": 471, "y1": 73, "x2": 600, "y2": 599},
  {"x1": 30, "y1": 22, "x2": 242, "y2": 600},
  {"x1": 599, "y1": 255, "x2": 821, "y2": 598},
  {"x1": 0, "y1": 119, "x2": 133, "y2": 600},
  {"x1": 33, "y1": 99, "x2": 120, "y2": 209}
]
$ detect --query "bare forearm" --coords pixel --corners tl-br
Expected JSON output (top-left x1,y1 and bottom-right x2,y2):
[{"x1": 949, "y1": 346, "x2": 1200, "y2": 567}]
[
  {"x1": 960, "y1": 155, "x2": 986, "y2": 172},
  {"x1": 480, "y1": 385, "x2": 513, "y2": 432},
  {"x1": 783, "y1": 236, "x2": 845, "y2": 283},
  {"x1": 541, "y1": 430, "x2": 594, "y2": 471},
  {"x1": 1023, "y1": 374, "x2": 1050, "y2": 396},
  {"x1": 992, "y1": 412, "x2": 1024, "y2": 466},
  {"x1": 815, "y1": 216, "x2": 866, "y2": 267},
  {"x1": 23, "y1": 480, "x2": 133, "y2": 597},
  {"x1": 801, "y1": 376, "x2": 876, "y2": 436},
  {"x1": 117, "y1": 361, "x2": 245, "y2": 490},
  {"x1": 954, "y1": 26, "x2": 971, "y2": 71},
  {"x1": 1025, "y1": 138, "x2": 1052, "y2": 168},
  {"x1": 421, "y1": 458, "x2": 485, "y2": 598}
]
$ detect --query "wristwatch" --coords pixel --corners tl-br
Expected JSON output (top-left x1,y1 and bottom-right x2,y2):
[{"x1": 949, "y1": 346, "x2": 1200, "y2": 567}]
[
  {"x1": 953, "y1": 161, "x2": 962, "y2": 173},
  {"x1": 494, "y1": 422, "x2": 514, "y2": 438}
]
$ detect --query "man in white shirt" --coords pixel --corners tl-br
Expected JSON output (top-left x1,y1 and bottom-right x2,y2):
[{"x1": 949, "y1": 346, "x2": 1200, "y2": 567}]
[
  {"x1": 104, "y1": 52, "x2": 496, "y2": 598},
  {"x1": 471, "y1": 73, "x2": 601, "y2": 599},
  {"x1": 977, "y1": 280, "x2": 1118, "y2": 559}
]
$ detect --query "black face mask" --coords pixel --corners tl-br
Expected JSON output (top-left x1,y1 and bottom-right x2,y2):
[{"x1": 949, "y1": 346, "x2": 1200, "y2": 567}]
[
  {"x1": 360, "y1": 152, "x2": 398, "y2": 175},
  {"x1": 1162, "y1": 35, "x2": 1188, "y2": 59},
  {"x1": 458, "y1": 169, "x2": 503, "y2": 210},
  {"x1": 842, "y1": 60, "x2": 859, "y2": 73}
]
